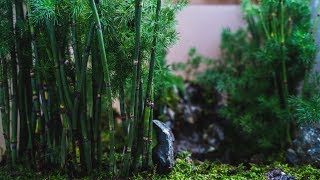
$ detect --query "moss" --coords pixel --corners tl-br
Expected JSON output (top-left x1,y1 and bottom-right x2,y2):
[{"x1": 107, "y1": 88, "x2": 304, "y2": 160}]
[
  {"x1": 135, "y1": 155, "x2": 320, "y2": 180},
  {"x1": 1, "y1": 155, "x2": 319, "y2": 179}
]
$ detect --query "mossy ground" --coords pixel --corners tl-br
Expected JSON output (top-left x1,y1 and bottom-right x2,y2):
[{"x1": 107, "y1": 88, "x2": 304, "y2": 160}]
[{"x1": 1, "y1": 155, "x2": 319, "y2": 179}]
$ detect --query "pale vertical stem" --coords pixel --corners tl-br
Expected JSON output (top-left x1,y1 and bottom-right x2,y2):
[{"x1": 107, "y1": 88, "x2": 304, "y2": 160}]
[{"x1": 10, "y1": 0, "x2": 19, "y2": 166}]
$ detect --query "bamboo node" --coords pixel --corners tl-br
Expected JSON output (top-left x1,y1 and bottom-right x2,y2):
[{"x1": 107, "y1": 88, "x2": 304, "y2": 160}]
[
  {"x1": 11, "y1": 142, "x2": 17, "y2": 149},
  {"x1": 74, "y1": 91, "x2": 81, "y2": 98},
  {"x1": 3, "y1": 133, "x2": 8, "y2": 139},
  {"x1": 96, "y1": 24, "x2": 102, "y2": 30},
  {"x1": 59, "y1": 104, "x2": 66, "y2": 114},
  {"x1": 60, "y1": 59, "x2": 66, "y2": 65},
  {"x1": 85, "y1": 46, "x2": 90, "y2": 53},
  {"x1": 143, "y1": 137, "x2": 151, "y2": 142},
  {"x1": 66, "y1": 129, "x2": 71, "y2": 137},
  {"x1": 30, "y1": 70, "x2": 35, "y2": 77},
  {"x1": 106, "y1": 82, "x2": 112, "y2": 88},
  {"x1": 130, "y1": 113, "x2": 134, "y2": 118},
  {"x1": 126, "y1": 147, "x2": 131, "y2": 153},
  {"x1": 33, "y1": 95, "x2": 38, "y2": 101}
]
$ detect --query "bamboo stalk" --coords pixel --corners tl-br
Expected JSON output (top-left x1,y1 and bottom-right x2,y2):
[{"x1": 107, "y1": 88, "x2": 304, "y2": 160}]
[
  {"x1": 147, "y1": 86, "x2": 154, "y2": 167},
  {"x1": 279, "y1": 0, "x2": 291, "y2": 144},
  {"x1": 92, "y1": 42, "x2": 103, "y2": 167},
  {"x1": 122, "y1": 0, "x2": 143, "y2": 175},
  {"x1": 89, "y1": 0, "x2": 116, "y2": 174},
  {"x1": 119, "y1": 84, "x2": 127, "y2": 135},
  {"x1": 14, "y1": 0, "x2": 29, "y2": 159},
  {"x1": 26, "y1": 0, "x2": 45, "y2": 161},
  {"x1": 132, "y1": 0, "x2": 144, "y2": 169},
  {"x1": 0, "y1": 57, "x2": 11, "y2": 160},
  {"x1": 71, "y1": 13, "x2": 81, "y2": 160},
  {"x1": 71, "y1": 21, "x2": 94, "y2": 172},
  {"x1": 142, "y1": 0, "x2": 161, "y2": 168},
  {"x1": 46, "y1": 20, "x2": 72, "y2": 168},
  {"x1": 10, "y1": 0, "x2": 19, "y2": 165}
]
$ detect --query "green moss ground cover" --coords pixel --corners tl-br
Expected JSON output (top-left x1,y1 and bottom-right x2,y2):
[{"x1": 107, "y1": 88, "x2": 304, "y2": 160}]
[{"x1": 1, "y1": 156, "x2": 319, "y2": 179}]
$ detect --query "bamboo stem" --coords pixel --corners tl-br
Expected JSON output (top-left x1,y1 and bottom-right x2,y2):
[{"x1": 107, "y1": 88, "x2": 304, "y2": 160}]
[
  {"x1": 26, "y1": 0, "x2": 45, "y2": 162},
  {"x1": 122, "y1": 0, "x2": 143, "y2": 175},
  {"x1": 142, "y1": 0, "x2": 161, "y2": 168},
  {"x1": 89, "y1": 0, "x2": 116, "y2": 174},
  {"x1": 147, "y1": 86, "x2": 154, "y2": 167},
  {"x1": 0, "y1": 58, "x2": 11, "y2": 160},
  {"x1": 46, "y1": 20, "x2": 72, "y2": 168},
  {"x1": 71, "y1": 21, "x2": 95, "y2": 172}
]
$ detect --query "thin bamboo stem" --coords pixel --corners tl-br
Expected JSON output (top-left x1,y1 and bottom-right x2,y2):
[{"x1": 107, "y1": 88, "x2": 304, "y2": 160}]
[
  {"x1": 71, "y1": 21, "x2": 94, "y2": 172},
  {"x1": 0, "y1": 58, "x2": 11, "y2": 160},
  {"x1": 147, "y1": 86, "x2": 154, "y2": 167},
  {"x1": 10, "y1": 0, "x2": 19, "y2": 165},
  {"x1": 142, "y1": 0, "x2": 161, "y2": 168},
  {"x1": 122, "y1": 0, "x2": 143, "y2": 175},
  {"x1": 46, "y1": 20, "x2": 72, "y2": 168},
  {"x1": 89, "y1": 0, "x2": 116, "y2": 174},
  {"x1": 26, "y1": 0, "x2": 45, "y2": 160}
]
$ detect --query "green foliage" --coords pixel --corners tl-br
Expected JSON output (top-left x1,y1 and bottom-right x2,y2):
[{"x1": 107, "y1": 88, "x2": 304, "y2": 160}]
[
  {"x1": 172, "y1": 48, "x2": 212, "y2": 81},
  {"x1": 0, "y1": 0, "x2": 11, "y2": 57},
  {"x1": 195, "y1": 0, "x2": 317, "y2": 151},
  {"x1": 289, "y1": 72, "x2": 320, "y2": 124}
]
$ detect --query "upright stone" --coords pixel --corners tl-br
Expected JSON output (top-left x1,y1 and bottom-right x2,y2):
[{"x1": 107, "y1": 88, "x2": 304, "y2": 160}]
[{"x1": 152, "y1": 120, "x2": 175, "y2": 173}]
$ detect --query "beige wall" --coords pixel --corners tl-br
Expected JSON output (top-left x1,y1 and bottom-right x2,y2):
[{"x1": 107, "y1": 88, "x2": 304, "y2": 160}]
[{"x1": 166, "y1": 5, "x2": 245, "y2": 65}]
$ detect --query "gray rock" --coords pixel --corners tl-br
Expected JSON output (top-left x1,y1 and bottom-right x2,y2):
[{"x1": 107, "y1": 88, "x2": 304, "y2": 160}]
[
  {"x1": 152, "y1": 120, "x2": 175, "y2": 173},
  {"x1": 266, "y1": 169, "x2": 296, "y2": 180},
  {"x1": 287, "y1": 125, "x2": 320, "y2": 166}
]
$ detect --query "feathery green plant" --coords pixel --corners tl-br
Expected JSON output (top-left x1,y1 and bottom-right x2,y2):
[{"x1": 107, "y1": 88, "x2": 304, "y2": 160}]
[
  {"x1": 0, "y1": 0, "x2": 185, "y2": 177},
  {"x1": 192, "y1": 0, "x2": 316, "y2": 153}
]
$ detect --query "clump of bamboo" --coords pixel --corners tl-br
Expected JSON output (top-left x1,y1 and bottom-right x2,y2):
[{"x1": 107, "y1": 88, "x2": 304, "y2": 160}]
[{"x1": 0, "y1": 0, "x2": 183, "y2": 177}]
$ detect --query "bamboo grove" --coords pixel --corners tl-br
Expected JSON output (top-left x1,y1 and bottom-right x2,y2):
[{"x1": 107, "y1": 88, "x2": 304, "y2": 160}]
[{"x1": 0, "y1": 0, "x2": 184, "y2": 176}]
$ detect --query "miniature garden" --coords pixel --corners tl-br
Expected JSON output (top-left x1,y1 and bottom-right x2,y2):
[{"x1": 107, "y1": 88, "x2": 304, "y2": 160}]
[{"x1": 0, "y1": 0, "x2": 320, "y2": 179}]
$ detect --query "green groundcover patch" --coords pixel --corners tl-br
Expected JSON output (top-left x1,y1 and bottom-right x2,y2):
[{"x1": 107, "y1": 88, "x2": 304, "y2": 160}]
[{"x1": 1, "y1": 156, "x2": 319, "y2": 179}]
